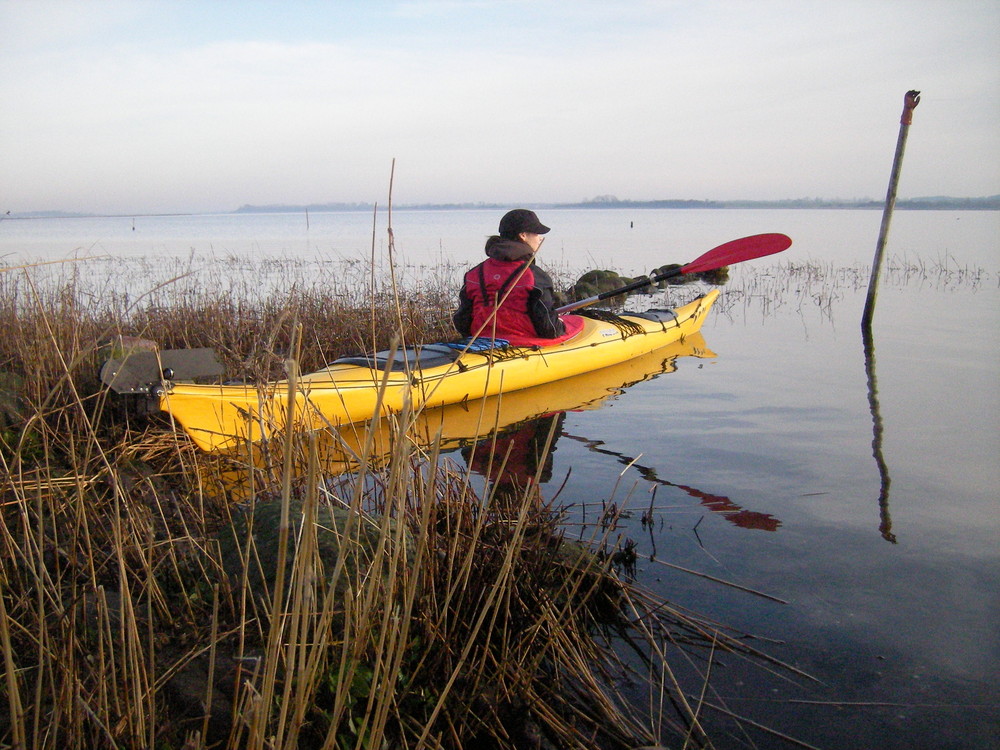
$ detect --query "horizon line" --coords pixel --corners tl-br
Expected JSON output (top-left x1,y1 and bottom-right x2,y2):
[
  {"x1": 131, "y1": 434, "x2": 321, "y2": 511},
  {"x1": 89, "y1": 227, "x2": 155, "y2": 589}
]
[{"x1": 6, "y1": 194, "x2": 1000, "y2": 220}]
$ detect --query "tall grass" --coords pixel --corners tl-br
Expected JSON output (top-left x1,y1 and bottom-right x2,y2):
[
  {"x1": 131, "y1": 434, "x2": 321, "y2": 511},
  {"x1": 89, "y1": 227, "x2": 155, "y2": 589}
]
[
  {"x1": 0, "y1": 245, "x2": 993, "y2": 750},
  {"x1": 0, "y1": 253, "x2": 837, "y2": 749},
  {"x1": 5, "y1": 244, "x2": 990, "y2": 748},
  {"x1": 4, "y1": 248, "x2": 987, "y2": 748}
]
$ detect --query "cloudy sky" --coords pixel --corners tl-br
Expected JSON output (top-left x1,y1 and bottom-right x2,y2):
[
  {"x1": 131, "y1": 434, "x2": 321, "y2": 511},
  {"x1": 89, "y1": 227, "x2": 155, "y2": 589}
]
[{"x1": 2, "y1": 0, "x2": 998, "y2": 215}]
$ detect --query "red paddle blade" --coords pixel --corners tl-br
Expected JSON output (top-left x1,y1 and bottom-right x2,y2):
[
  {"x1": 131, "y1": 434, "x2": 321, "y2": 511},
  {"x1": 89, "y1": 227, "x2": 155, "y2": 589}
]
[{"x1": 680, "y1": 233, "x2": 792, "y2": 275}]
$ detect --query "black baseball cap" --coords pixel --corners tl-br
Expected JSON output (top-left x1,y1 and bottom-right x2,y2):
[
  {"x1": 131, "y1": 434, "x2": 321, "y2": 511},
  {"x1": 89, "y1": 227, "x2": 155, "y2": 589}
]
[{"x1": 498, "y1": 209, "x2": 550, "y2": 237}]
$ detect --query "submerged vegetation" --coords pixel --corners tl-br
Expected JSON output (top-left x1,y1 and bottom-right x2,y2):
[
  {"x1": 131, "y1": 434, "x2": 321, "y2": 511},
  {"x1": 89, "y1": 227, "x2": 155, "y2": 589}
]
[{"x1": 1, "y1": 251, "x2": 988, "y2": 749}]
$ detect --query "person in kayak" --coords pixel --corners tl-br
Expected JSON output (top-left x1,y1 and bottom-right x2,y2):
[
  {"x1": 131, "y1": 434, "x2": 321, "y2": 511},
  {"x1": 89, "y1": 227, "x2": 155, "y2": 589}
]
[{"x1": 453, "y1": 209, "x2": 584, "y2": 346}]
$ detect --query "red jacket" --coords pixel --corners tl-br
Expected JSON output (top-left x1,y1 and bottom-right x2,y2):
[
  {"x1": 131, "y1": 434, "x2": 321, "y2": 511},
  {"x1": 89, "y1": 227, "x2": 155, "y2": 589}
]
[{"x1": 453, "y1": 237, "x2": 582, "y2": 345}]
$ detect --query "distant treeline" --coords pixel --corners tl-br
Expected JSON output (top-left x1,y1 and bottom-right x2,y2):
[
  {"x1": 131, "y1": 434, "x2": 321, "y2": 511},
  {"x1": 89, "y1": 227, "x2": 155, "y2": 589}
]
[
  {"x1": 564, "y1": 195, "x2": 1000, "y2": 210},
  {"x1": 10, "y1": 195, "x2": 999, "y2": 220},
  {"x1": 235, "y1": 195, "x2": 1000, "y2": 214}
]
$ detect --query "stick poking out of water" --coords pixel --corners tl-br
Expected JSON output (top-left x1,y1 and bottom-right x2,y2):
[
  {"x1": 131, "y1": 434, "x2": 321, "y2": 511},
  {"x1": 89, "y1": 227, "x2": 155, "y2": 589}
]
[{"x1": 862, "y1": 90, "x2": 921, "y2": 329}]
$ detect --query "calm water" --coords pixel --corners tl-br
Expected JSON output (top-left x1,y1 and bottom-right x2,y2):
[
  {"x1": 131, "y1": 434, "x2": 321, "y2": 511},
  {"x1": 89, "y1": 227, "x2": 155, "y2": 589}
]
[
  {"x1": 3, "y1": 208, "x2": 998, "y2": 748},
  {"x1": 4, "y1": 206, "x2": 996, "y2": 270}
]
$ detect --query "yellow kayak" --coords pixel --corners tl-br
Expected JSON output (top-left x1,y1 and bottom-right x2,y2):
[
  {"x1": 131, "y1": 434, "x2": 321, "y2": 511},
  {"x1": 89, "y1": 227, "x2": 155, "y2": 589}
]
[
  {"x1": 106, "y1": 290, "x2": 718, "y2": 453},
  {"x1": 208, "y1": 331, "x2": 716, "y2": 499}
]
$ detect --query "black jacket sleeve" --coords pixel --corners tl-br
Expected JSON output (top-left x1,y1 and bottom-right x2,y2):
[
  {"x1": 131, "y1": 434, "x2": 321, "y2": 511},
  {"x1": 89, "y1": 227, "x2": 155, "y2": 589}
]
[
  {"x1": 453, "y1": 286, "x2": 473, "y2": 337},
  {"x1": 526, "y1": 267, "x2": 566, "y2": 338}
]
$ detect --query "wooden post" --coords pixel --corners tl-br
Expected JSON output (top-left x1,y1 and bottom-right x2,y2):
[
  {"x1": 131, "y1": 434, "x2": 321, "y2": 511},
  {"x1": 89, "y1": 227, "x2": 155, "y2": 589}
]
[{"x1": 862, "y1": 90, "x2": 920, "y2": 329}]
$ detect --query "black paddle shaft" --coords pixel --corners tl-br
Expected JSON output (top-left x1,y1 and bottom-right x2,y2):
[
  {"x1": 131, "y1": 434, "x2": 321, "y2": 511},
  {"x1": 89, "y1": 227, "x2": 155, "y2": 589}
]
[
  {"x1": 603, "y1": 265, "x2": 682, "y2": 297},
  {"x1": 556, "y1": 269, "x2": 678, "y2": 313}
]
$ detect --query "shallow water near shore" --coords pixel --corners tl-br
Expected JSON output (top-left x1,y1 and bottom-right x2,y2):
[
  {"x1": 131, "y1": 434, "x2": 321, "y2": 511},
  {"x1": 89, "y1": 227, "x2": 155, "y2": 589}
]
[{"x1": 4, "y1": 207, "x2": 998, "y2": 748}]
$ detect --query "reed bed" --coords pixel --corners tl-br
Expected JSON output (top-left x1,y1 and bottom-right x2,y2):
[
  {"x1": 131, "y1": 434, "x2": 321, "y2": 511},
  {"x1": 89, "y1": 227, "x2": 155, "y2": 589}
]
[
  {"x1": 703, "y1": 254, "x2": 996, "y2": 323},
  {"x1": 0, "y1": 257, "x2": 806, "y2": 750},
  {"x1": 2, "y1": 246, "x2": 993, "y2": 748}
]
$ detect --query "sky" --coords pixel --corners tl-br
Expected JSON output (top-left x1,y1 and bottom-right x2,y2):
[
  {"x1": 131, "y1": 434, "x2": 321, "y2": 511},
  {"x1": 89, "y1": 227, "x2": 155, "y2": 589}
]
[{"x1": 1, "y1": 0, "x2": 998, "y2": 215}]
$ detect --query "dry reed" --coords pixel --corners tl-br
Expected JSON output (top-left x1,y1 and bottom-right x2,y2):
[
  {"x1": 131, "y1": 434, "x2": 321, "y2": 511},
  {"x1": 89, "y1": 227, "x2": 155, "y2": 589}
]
[{"x1": 0, "y1": 253, "x2": 827, "y2": 749}]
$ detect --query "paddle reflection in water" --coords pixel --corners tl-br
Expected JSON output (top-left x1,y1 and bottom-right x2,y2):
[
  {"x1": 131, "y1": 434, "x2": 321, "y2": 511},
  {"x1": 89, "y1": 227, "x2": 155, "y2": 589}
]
[
  {"x1": 207, "y1": 334, "x2": 716, "y2": 502},
  {"x1": 559, "y1": 431, "x2": 782, "y2": 532}
]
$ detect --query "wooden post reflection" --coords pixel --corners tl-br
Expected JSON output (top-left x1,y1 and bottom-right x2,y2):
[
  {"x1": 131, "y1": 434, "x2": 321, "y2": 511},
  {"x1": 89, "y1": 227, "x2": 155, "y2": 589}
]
[{"x1": 863, "y1": 326, "x2": 896, "y2": 543}]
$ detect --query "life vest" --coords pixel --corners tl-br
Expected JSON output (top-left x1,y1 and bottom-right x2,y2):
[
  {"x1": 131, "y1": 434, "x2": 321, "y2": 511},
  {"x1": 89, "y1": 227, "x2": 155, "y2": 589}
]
[{"x1": 462, "y1": 258, "x2": 584, "y2": 346}]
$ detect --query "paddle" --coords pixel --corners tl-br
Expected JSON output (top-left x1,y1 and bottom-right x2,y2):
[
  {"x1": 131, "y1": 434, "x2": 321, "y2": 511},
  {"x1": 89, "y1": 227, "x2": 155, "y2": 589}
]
[{"x1": 555, "y1": 232, "x2": 792, "y2": 314}]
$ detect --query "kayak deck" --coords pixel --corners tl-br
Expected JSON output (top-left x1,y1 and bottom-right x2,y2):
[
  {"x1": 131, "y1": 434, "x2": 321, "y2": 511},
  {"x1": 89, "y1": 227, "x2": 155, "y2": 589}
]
[{"x1": 159, "y1": 290, "x2": 719, "y2": 452}]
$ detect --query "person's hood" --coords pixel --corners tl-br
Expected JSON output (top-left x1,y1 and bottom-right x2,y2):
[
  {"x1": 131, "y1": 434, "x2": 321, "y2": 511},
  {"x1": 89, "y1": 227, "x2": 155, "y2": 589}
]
[{"x1": 485, "y1": 236, "x2": 534, "y2": 262}]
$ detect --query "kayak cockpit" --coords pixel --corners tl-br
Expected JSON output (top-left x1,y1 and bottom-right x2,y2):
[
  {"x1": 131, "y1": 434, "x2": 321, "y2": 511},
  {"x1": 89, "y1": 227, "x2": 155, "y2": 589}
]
[{"x1": 329, "y1": 343, "x2": 464, "y2": 372}]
